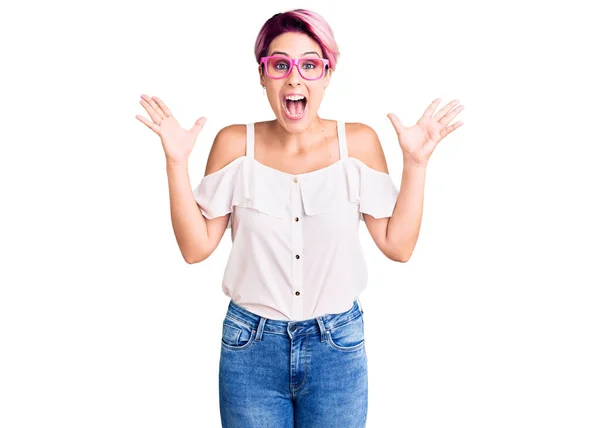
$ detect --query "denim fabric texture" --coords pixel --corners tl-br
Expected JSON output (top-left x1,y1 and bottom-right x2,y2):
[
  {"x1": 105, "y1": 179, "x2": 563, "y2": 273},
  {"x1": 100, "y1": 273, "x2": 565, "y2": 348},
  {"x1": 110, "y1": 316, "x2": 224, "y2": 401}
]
[{"x1": 219, "y1": 298, "x2": 368, "y2": 427}]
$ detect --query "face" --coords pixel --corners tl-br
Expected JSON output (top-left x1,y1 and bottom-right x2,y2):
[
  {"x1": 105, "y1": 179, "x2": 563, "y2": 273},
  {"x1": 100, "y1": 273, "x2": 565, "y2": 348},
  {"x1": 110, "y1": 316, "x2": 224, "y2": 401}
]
[{"x1": 259, "y1": 31, "x2": 331, "y2": 132}]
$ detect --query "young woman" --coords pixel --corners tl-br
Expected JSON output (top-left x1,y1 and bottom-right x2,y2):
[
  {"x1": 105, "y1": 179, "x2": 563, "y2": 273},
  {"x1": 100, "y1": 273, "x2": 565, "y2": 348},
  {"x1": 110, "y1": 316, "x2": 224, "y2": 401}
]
[{"x1": 136, "y1": 8, "x2": 464, "y2": 427}]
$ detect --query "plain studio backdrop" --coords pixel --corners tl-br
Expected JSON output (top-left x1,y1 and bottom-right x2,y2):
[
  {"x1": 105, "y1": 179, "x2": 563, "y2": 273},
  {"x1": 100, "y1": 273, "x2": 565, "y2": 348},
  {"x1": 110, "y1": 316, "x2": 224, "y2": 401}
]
[{"x1": 1, "y1": 0, "x2": 598, "y2": 426}]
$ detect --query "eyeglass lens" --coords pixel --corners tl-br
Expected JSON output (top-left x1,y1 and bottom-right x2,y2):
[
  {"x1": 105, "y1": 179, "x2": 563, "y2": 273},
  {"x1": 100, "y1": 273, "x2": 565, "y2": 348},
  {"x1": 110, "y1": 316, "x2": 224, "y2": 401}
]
[{"x1": 266, "y1": 57, "x2": 324, "y2": 79}]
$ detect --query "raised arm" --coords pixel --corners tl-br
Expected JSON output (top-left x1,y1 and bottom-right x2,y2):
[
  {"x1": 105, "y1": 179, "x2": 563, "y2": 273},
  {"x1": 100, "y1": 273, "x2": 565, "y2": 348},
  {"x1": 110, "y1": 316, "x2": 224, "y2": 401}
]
[
  {"x1": 136, "y1": 94, "x2": 243, "y2": 264},
  {"x1": 183, "y1": 124, "x2": 246, "y2": 263}
]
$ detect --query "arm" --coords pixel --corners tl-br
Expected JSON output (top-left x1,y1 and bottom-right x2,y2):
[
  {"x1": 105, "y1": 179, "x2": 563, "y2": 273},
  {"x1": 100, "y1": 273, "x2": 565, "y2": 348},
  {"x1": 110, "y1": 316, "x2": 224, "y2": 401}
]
[
  {"x1": 170, "y1": 124, "x2": 245, "y2": 264},
  {"x1": 167, "y1": 160, "x2": 214, "y2": 264},
  {"x1": 384, "y1": 160, "x2": 426, "y2": 262},
  {"x1": 348, "y1": 123, "x2": 424, "y2": 263}
]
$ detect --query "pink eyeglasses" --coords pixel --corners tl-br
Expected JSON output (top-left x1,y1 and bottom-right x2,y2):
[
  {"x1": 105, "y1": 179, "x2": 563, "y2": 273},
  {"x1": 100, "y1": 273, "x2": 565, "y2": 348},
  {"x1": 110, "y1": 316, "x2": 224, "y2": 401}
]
[{"x1": 260, "y1": 56, "x2": 330, "y2": 80}]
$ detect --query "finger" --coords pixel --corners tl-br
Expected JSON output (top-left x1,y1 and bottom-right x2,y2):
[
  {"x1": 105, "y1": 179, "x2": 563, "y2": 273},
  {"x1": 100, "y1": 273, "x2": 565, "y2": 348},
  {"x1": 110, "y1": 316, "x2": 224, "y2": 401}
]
[
  {"x1": 423, "y1": 98, "x2": 442, "y2": 118},
  {"x1": 438, "y1": 105, "x2": 464, "y2": 128},
  {"x1": 141, "y1": 94, "x2": 166, "y2": 120},
  {"x1": 136, "y1": 114, "x2": 160, "y2": 134},
  {"x1": 387, "y1": 113, "x2": 404, "y2": 136},
  {"x1": 140, "y1": 99, "x2": 162, "y2": 124},
  {"x1": 152, "y1": 96, "x2": 173, "y2": 117},
  {"x1": 433, "y1": 99, "x2": 460, "y2": 123},
  {"x1": 190, "y1": 117, "x2": 208, "y2": 139},
  {"x1": 439, "y1": 121, "x2": 463, "y2": 140}
]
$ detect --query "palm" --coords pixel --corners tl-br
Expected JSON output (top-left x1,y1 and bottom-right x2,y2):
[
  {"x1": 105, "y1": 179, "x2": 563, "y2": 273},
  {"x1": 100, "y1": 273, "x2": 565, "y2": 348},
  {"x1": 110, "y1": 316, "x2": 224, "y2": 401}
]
[
  {"x1": 136, "y1": 94, "x2": 207, "y2": 163},
  {"x1": 159, "y1": 117, "x2": 195, "y2": 156},
  {"x1": 388, "y1": 98, "x2": 464, "y2": 166}
]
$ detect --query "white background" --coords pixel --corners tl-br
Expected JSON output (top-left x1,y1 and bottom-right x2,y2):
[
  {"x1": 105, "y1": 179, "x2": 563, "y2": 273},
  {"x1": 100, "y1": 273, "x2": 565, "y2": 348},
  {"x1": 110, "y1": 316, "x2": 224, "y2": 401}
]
[{"x1": 1, "y1": 0, "x2": 599, "y2": 426}]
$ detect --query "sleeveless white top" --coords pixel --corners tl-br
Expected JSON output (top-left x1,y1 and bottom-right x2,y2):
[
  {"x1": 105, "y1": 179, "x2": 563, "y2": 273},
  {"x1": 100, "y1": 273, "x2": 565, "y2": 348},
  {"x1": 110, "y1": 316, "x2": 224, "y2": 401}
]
[{"x1": 193, "y1": 121, "x2": 399, "y2": 321}]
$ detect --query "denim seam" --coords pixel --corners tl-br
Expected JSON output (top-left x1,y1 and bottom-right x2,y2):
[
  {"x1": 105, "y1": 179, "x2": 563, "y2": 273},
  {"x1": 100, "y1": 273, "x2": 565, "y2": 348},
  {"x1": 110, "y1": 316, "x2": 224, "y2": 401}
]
[
  {"x1": 291, "y1": 332, "x2": 309, "y2": 395},
  {"x1": 225, "y1": 311, "x2": 362, "y2": 334},
  {"x1": 328, "y1": 312, "x2": 363, "y2": 331},
  {"x1": 326, "y1": 330, "x2": 365, "y2": 352},
  {"x1": 225, "y1": 314, "x2": 256, "y2": 330},
  {"x1": 221, "y1": 328, "x2": 256, "y2": 351}
]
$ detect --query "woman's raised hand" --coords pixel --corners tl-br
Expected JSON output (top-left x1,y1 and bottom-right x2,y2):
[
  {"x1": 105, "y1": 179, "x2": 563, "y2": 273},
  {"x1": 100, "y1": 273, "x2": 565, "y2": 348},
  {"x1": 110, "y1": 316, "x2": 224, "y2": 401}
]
[{"x1": 136, "y1": 94, "x2": 207, "y2": 164}]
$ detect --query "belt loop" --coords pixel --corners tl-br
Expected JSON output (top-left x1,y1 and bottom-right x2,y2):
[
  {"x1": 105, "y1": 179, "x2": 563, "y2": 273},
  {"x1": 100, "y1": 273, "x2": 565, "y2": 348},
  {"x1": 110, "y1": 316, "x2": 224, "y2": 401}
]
[
  {"x1": 255, "y1": 317, "x2": 266, "y2": 341},
  {"x1": 316, "y1": 316, "x2": 327, "y2": 342},
  {"x1": 357, "y1": 298, "x2": 363, "y2": 314}
]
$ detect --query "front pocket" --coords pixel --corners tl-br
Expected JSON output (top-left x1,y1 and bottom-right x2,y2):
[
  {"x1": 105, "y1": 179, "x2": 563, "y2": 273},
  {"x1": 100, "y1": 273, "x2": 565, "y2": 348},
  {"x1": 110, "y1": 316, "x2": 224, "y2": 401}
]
[
  {"x1": 325, "y1": 315, "x2": 365, "y2": 352},
  {"x1": 221, "y1": 317, "x2": 256, "y2": 351}
]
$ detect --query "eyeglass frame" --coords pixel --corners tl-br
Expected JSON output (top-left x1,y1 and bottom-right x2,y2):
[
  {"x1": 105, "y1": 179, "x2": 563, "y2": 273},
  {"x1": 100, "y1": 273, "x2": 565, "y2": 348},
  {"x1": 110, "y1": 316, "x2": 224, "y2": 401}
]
[{"x1": 260, "y1": 55, "x2": 330, "y2": 81}]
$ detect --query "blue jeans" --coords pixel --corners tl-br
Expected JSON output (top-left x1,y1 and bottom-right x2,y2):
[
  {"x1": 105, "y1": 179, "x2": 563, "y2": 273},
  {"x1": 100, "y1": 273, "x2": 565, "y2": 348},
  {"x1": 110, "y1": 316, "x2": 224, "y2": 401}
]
[{"x1": 219, "y1": 298, "x2": 368, "y2": 427}]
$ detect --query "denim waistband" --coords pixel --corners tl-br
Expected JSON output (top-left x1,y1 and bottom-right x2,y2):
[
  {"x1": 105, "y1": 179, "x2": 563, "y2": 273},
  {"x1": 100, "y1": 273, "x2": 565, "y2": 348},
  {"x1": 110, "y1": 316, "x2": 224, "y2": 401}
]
[{"x1": 225, "y1": 299, "x2": 363, "y2": 338}]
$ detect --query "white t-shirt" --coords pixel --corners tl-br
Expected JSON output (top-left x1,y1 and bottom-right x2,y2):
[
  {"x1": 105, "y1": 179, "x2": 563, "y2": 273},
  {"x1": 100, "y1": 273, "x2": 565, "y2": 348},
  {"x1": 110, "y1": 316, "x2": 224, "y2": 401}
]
[{"x1": 193, "y1": 121, "x2": 399, "y2": 321}]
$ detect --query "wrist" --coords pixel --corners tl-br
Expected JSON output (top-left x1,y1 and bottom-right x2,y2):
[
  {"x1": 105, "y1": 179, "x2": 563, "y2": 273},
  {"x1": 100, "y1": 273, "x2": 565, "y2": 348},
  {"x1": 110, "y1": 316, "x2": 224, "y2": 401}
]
[
  {"x1": 166, "y1": 156, "x2": 188, "y2": 167},
  {"x1": 403, "y1": 156, "x2": 428, "y2": 169},
  {"x1": 166, "y1": 158, "x2": 189, "y2": 172}
]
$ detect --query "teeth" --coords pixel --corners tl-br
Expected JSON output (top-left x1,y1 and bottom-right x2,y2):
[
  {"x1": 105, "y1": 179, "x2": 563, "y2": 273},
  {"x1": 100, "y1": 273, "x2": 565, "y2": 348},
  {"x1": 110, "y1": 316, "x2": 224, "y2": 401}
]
[
  {"x1": 283, "y1": 98, "x2": 306, "y2": 118},
  {"x1": 285, "y1": 95, "x2": 305, "y2": 101}
]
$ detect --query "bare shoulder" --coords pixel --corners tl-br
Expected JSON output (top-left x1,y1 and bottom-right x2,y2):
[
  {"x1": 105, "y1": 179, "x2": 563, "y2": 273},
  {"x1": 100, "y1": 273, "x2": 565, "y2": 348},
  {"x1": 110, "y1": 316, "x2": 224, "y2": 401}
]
[
  {"x1": 252, "y1": 119, "x2": 279, "y2": 142},
  {"x1": 345, "y1": 122, "x2": 390, "y2": 174},
  {"x1": 204, "y1": 123, "x2": 247, "y2": 176}
]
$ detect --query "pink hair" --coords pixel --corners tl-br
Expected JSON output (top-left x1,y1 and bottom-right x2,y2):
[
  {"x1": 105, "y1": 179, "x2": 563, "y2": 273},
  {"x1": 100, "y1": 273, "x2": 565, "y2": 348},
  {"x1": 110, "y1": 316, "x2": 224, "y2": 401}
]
[{"x1": 254, "y1": 9, "x2": 340, "y2": 71}]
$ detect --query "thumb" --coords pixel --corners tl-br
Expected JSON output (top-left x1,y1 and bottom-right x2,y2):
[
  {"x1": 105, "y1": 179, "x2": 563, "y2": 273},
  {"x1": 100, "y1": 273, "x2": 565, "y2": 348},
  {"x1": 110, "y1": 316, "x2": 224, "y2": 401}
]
[
  {"x1": 387, "y1": 113, "x2": 404, "y2": 136},
  {"x1": 189, "y1": 117, "x2": 207, "y2": 140}
]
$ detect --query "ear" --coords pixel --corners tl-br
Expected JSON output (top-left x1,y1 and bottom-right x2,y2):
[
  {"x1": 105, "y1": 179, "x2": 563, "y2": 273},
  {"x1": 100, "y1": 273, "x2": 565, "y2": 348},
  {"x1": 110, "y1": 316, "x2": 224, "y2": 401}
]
[
  {"x1": 324, "y1": 67, "x2": 332, "y2": 89},
  {"x1": 258, "y1": 64, "x2": 265, "y2": 88}
]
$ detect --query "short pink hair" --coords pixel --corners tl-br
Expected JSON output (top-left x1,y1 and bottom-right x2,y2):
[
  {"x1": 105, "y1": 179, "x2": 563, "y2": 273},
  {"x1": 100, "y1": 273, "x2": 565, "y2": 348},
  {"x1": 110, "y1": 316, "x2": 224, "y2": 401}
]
[{"x1": 254, "y1": 9, "x2": 340, "y2": 71}]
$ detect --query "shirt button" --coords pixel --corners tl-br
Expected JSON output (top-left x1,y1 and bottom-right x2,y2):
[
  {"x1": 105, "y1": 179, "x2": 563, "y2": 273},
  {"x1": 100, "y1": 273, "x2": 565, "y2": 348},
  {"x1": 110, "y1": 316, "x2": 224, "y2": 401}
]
[
  {"x1": 296, "y1": 255, "x2": 300, "y2": 259},
  {"x1": 294, "y1": 217, "x2": 299, "y2": 222},
  {"x1": 295, "y1": 291, "x2": 300, "y2": 296},
  {"x1": 293, "y1": 177, "x2": 298, "y2": 183}
]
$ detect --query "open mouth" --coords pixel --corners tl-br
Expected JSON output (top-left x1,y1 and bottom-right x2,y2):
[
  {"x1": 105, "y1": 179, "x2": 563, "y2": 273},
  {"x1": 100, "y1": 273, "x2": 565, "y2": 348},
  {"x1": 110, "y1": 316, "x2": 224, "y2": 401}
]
[{"x1": 282, "y1": 94, "x2": 307, "y2": 120}]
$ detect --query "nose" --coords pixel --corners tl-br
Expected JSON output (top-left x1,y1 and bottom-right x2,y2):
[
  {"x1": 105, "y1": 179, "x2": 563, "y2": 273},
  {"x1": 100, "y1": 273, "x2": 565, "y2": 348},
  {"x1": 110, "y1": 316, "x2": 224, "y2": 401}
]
[{"x1": 286, "y1": 63, "x2": 302, "y2": 86}]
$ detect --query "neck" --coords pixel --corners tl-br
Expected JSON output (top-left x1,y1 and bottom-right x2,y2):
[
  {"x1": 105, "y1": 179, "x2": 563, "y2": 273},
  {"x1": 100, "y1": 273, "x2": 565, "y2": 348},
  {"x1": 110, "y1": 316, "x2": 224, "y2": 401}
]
[{"x1": 268, "y1": 116, "x2": 328, "y2": 154}]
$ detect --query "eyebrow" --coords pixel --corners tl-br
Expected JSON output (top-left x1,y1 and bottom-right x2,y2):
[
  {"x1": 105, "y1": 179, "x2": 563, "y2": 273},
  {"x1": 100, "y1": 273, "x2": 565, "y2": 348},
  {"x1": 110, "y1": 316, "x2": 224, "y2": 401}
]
[{"x1": 270, "y1": 51, "x2": 321, "y2": 57}]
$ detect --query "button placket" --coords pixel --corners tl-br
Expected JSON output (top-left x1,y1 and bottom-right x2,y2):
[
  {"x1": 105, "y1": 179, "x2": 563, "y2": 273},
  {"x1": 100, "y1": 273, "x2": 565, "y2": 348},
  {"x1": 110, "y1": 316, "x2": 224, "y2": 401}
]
[{"x1": 291, "y1": 175, "x2": 303, "y2": 320}]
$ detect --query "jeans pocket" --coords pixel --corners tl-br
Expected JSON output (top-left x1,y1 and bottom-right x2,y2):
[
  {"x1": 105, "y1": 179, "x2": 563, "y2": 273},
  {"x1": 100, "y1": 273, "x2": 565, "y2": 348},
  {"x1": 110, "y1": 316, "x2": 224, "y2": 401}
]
[
  {"x1": 221, "y1": 316, "x2": 256, "y2": 351},
  {"x1": 326, "y1": 314, "x2": 365, "y2": 352}
]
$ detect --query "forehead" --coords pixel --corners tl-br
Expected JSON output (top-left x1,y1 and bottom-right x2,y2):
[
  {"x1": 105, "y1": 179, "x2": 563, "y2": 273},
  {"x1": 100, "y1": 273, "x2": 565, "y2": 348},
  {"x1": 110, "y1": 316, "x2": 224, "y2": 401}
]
[{"x1": 268, "y1": 32, "x2": 323, "y2": 57}]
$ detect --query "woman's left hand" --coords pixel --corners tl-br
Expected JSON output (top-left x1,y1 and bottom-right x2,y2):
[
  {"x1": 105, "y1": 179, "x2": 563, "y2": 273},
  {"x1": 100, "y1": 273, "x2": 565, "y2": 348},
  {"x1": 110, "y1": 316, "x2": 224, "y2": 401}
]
[{"x1": 387, "y1": 98, "x2": 464, "y2": 167}]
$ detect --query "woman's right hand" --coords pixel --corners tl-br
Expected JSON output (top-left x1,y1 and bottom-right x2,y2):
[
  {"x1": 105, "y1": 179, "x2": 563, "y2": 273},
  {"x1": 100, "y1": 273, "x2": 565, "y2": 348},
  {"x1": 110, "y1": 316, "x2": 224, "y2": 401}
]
[{"x1": 136, "y1": 94, "x2": 207, "y2": 164}]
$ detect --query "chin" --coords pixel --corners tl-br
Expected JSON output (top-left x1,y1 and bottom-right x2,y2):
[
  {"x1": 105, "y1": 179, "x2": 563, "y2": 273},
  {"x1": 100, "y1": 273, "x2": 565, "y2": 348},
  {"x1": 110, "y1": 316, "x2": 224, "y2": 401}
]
[{"x1": 277, "y1": 112, "x2": 313, "y2": 133}]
